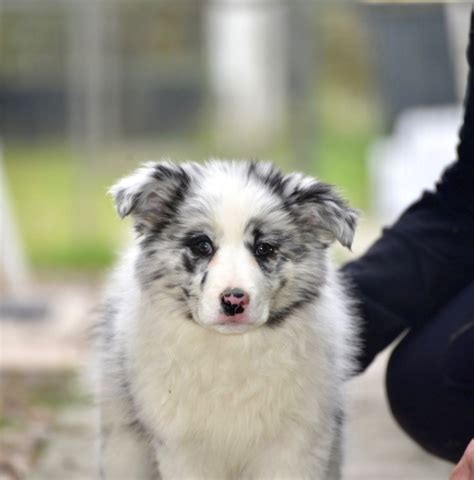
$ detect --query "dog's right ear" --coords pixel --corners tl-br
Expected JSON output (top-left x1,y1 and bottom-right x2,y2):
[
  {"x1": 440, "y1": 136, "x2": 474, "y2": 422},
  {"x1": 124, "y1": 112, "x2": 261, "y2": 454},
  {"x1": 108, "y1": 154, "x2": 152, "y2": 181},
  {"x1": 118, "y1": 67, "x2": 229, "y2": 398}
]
[{"x1": 109, "y1": 161, "x2": 191, "y2": 231}]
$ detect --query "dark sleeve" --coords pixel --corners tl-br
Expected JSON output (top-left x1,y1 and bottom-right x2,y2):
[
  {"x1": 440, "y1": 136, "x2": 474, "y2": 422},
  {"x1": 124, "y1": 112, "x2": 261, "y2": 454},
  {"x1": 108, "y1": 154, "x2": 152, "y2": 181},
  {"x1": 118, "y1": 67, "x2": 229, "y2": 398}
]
[{"x1": 342, "y1": 10, "x2": 474, "y2": 373}]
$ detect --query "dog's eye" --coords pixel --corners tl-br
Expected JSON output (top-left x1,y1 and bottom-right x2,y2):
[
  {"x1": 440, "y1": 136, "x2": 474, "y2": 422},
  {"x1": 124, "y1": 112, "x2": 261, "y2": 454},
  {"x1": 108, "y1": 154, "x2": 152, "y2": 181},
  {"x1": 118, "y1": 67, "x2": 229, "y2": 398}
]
[
  {"x1": 255, "y1": 242, "x2": 275, "y2": 257},
  {"x1": 190, "y1": 238, "x2": 214, "y2": 257}
]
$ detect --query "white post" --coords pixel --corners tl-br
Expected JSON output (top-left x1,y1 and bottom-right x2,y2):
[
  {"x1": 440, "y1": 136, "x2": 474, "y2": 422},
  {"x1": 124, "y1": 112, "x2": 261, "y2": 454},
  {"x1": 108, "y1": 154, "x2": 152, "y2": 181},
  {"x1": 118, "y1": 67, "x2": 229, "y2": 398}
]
[
  {"x1": 0, "y1": 145, "x2": 30, "y2": 296},
  {"x1": 67, "y1": 0, "x2": 106, "y2": 235},
  {"x1": 205, "y1": 0, "x2": 289, "y2": 145},
  {"x1": 444, "y1": 4, "x2": 471, "y2": 102}
]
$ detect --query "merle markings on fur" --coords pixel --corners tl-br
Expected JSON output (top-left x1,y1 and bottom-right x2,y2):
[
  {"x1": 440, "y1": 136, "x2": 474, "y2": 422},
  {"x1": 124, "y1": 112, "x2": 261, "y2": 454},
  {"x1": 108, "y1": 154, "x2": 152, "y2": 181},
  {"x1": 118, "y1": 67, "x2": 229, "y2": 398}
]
[{"x1": 96, "y1": 159, "x2": 359, "y2": 480}]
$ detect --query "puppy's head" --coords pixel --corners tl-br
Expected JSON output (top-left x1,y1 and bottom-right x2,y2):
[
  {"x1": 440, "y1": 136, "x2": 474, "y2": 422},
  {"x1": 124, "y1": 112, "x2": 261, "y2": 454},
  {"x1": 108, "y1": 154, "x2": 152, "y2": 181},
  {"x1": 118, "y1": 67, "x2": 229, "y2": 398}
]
[{"x1": 110, "y1": 160, "x2": 357, "y2": 334}]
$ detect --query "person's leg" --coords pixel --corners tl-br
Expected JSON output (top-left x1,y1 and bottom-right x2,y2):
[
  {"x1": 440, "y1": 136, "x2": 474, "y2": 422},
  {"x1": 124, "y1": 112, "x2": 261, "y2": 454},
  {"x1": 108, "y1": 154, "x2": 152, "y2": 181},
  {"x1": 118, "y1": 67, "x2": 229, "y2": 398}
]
[{"x1": 385, "y1": 282, "x2": 474, "y2": 463}]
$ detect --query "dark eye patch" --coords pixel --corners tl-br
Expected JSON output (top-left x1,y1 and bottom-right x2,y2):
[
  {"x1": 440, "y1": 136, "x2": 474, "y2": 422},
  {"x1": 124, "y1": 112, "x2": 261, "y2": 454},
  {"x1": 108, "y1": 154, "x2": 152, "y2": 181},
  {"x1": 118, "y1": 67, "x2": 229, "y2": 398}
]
[
  {"x1": 249, "y1": 227, "x2": 283, "y2": 259},
  {"x1": 249, "y1": 218, "x2": 310, "y2": 262},
  {"x1": 244, "y1": 221, "x2": 301, "y2": 275},
  {"x1": 245, "y1": 232, "x2": 280, "y2": 274},
  {"x1": 182, "y1": 232, "x2": 215, "y2": 262}
]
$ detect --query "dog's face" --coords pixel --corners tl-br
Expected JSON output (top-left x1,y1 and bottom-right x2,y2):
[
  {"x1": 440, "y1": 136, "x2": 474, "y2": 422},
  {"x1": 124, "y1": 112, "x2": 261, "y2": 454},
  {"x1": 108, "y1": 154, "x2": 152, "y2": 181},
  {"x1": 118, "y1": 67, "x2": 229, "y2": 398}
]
[{"x1": 110, "y1": 161, "x2": 357, "y2": 334}]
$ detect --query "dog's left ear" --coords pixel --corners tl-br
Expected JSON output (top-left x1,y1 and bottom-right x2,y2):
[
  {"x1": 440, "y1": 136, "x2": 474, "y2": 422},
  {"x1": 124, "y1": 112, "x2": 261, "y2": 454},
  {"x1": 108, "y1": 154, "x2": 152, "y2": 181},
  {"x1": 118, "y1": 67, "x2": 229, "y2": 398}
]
[{"x1": 285, "y1": 178, "x2": 358, "y2": 250}]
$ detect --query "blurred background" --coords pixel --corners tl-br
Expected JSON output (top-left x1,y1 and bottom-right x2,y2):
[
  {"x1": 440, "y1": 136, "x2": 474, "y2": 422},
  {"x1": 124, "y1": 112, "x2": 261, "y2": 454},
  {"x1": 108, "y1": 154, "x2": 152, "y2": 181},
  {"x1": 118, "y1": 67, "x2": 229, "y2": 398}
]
[{"x1": 0, "y1": 1, "x2": 470, "y2": 479}]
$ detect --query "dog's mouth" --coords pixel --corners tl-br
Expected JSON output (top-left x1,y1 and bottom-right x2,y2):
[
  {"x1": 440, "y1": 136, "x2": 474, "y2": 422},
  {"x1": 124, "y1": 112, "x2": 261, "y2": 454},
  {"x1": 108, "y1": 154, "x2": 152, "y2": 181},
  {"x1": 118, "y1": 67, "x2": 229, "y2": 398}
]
[
  {"x1": 217, "y1": 311, "x2": 250, "y2": 325},
  {"x1": 188, "y1": 307, "x2": 263, "y2": 335}
]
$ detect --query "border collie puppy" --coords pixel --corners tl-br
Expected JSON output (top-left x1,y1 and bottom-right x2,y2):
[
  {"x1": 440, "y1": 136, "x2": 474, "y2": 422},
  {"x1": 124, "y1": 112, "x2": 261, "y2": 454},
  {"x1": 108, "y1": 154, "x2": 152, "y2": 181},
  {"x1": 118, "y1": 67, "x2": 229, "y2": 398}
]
[{"x1": 97, "y1": 160, "x2": 358, "y2": 480}]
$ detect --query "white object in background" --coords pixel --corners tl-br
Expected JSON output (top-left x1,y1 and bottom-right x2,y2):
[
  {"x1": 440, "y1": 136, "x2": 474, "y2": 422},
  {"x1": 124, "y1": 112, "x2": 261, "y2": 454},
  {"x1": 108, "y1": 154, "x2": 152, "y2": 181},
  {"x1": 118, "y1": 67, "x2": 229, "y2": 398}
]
[
  {"x1": 369, "y1": 105, "x2": 462, "y2": 224},
  {"x1": 444, "y1": 3, "x2": 471, "y2": 102},
  {"x1": 0, "y1": 145, "x2": 30, "y2": 295},
  {"x1": 205, "y1": 0, "x2": 288, "y2": 143}
]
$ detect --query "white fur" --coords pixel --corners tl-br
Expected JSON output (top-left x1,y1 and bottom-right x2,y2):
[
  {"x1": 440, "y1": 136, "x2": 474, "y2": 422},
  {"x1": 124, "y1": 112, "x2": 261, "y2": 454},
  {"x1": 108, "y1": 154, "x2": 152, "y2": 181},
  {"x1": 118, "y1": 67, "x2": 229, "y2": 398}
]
[{"x1": 96, "y1": 160, "x2": 358, "y2": 480}]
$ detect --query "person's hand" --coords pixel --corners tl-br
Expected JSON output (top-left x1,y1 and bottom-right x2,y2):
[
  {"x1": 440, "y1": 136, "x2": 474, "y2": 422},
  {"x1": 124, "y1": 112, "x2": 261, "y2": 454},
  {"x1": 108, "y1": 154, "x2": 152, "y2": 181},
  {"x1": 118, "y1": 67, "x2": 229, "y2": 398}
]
[{"x1": 451, "y1": 440, "x2": 474, "y2": 480}]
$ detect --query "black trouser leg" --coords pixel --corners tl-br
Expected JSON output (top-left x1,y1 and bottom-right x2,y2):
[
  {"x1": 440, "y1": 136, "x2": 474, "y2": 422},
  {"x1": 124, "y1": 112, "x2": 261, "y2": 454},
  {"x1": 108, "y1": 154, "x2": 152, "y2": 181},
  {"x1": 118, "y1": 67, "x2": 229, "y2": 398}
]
[{"x1": 386, "y1": 282, "x2": 474, "y2": 463}]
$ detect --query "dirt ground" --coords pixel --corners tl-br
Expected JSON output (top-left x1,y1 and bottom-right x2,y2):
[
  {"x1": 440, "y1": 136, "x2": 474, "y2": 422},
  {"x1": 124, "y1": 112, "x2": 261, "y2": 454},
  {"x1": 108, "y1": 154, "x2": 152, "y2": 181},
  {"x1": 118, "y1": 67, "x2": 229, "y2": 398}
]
[{"x1": 0, "y1": 279, "x2": 455, "y2": 480}]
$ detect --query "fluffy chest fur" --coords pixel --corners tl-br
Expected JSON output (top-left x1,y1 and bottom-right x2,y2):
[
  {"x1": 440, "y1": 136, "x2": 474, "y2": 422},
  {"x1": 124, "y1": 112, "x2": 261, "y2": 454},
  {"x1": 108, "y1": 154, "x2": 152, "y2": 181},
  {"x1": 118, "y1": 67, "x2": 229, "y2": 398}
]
[{"x1": 119, "y1": 284, "x2": 343, "y2": 468}]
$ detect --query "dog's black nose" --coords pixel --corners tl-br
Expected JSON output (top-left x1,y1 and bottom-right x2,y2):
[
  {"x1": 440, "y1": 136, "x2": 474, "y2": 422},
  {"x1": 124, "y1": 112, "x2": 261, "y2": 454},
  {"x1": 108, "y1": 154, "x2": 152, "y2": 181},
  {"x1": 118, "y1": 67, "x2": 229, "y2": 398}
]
[{"x1": 220, "y1": 288, "x2": 250, "y2": 316}]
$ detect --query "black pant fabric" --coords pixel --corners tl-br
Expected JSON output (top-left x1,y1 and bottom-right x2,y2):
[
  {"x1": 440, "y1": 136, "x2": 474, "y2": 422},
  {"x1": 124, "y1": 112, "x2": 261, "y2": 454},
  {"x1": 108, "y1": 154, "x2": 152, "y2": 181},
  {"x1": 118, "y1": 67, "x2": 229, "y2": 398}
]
[
  {"x1": 386, "y1": 282, "x2": 474, "y2": 463},
  {"x1": 341, "y1": 10, "x2": 474, "y2": 463}
]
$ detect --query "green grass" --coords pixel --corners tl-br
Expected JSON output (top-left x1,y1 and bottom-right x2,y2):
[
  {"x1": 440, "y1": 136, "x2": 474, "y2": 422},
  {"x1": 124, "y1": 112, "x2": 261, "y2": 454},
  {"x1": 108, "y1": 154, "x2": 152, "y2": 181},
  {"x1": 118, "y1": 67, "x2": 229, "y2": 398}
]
[
  {"x1": 317, "y1": 127, "x2": 373, "y2": 210},
  {"x1": 314, "y1": 83, "x2": 378, "y2": 211},
  {"x1": 4, "y1": 144, "x2": 122, "y2": 271}
]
